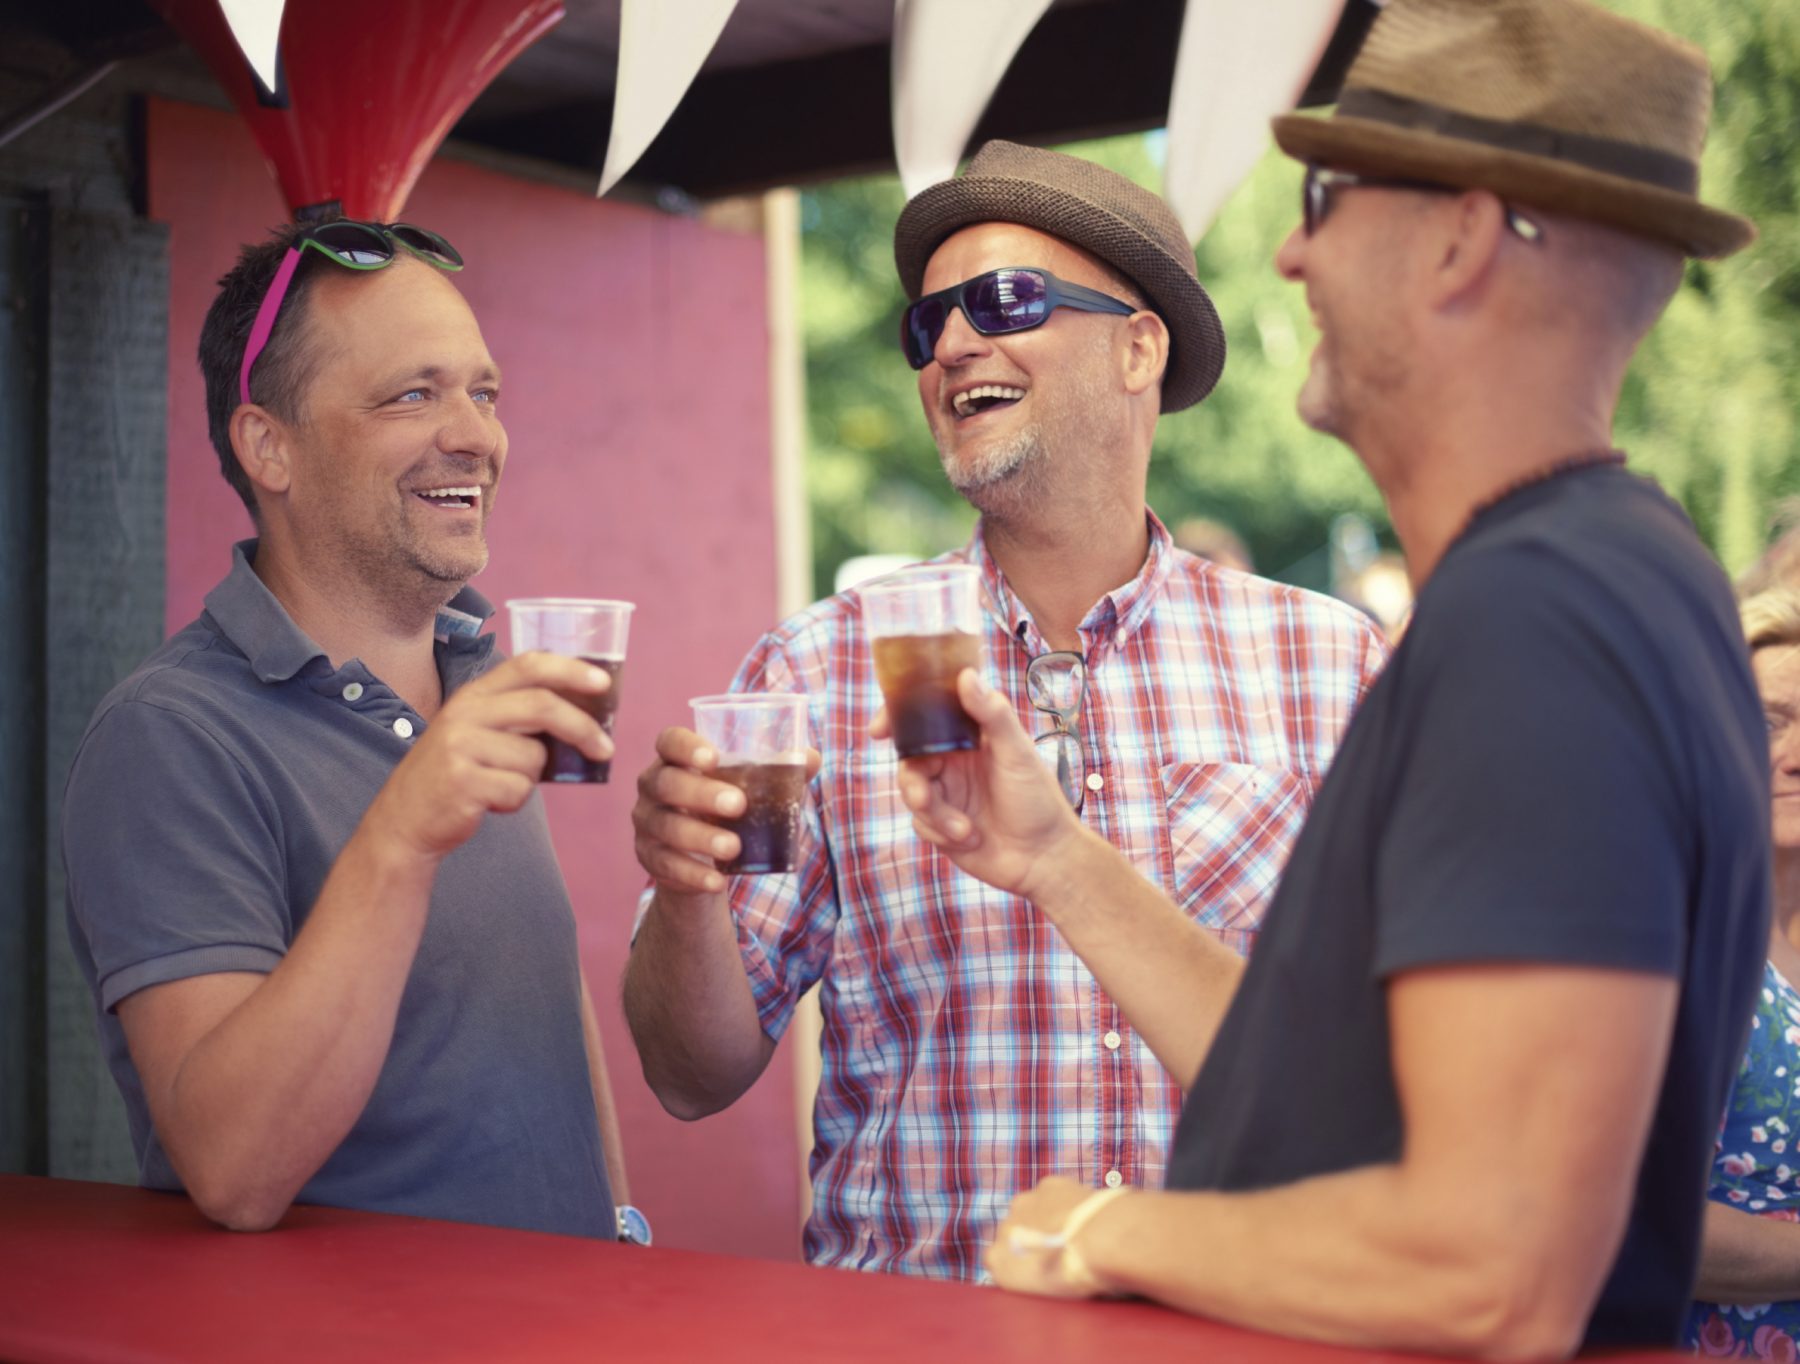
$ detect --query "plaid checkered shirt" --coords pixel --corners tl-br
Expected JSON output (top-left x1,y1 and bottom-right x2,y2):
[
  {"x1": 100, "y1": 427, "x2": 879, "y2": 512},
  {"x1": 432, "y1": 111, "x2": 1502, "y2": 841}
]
[{"x1": 689, "y1": 513, "x2": 1385, "y2": 1279}]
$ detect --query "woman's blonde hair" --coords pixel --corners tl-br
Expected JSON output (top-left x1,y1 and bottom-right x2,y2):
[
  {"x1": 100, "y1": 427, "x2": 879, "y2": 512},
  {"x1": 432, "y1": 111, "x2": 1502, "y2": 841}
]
[{"x1": 1741, "y1": 587, "x2": 1800, "y2": 652}]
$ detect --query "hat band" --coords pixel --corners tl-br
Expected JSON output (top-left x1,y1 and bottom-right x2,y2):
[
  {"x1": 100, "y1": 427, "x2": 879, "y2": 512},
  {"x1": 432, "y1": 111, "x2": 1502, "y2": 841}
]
[{"x1": 1337, "y1": 88, "x2": 1698, "y2": 194}]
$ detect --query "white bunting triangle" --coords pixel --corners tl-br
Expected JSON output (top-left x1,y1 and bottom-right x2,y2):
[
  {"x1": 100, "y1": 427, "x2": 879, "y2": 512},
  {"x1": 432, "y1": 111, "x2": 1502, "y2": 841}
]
[
  {"x1": 598, "y1": 0, "x2": 741, "y2": 197},
  {"x1": 892, "y1": 0, "x2": 1053, "y2": 201},
  {"x1": 1164, "y1": 0, "x2": 1345, "y2": 242},
  {"x1": 218, "y1": 0, "x2": 287, "y2": 95}
]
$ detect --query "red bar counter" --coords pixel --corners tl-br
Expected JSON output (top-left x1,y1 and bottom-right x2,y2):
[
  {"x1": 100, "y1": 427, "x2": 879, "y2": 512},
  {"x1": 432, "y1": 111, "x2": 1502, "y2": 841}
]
[{"x1": 0, "y1": 1176, "x2": 1678, "y2": 1363}]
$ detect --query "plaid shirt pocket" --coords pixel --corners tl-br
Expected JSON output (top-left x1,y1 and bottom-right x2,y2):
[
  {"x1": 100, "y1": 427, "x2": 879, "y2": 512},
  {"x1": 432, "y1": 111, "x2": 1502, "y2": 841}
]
[{"x1": 1158, "y1": 761, "x2": 1317, "y2": 957}]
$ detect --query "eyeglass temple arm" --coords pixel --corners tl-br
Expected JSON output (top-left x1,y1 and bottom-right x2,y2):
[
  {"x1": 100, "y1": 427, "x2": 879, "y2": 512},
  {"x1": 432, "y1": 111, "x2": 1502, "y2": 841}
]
[{"x1": 239, "y1": 245, "x2": 304, "y2": 406}]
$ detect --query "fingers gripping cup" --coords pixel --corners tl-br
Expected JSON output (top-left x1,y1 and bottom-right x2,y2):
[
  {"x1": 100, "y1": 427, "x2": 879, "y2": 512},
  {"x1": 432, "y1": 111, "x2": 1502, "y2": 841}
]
[
  {"x1": 861, "y1": 565, "x2": 984, "y2": 758},
  {"x1": 690, "y1": 694, "x2": 810, "y2": 875},
  {"x1": 507, "y1": 598, "x2": 635, "y2": 784}
]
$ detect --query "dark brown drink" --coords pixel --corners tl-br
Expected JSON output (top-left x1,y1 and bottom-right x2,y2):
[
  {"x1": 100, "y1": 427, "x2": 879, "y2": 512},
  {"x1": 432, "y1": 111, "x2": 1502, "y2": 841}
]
[
  {"x1": 872, "y1": 631, "x2": 981, "y2": 758},
  {"x1": 713, "y1": 762, "x2": 807, "y2": 874},
  {"x1": 540, "y1": 655, "x2": 624, "y2": 783}
]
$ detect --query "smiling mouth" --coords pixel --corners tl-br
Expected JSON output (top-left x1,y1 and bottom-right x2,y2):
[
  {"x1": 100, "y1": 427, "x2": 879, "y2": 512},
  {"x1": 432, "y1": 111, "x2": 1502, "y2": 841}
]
[
  {"x1": 413, "y1": 485, "x2": 482, "y2": 511},
  {"x1": 952, "y1": 385, "x2": 1025, "y2": 421}
]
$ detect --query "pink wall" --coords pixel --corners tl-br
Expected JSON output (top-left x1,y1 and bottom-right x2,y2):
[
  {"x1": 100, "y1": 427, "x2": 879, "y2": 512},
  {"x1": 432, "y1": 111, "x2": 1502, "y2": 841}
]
[{"x1": 148, "y1": 98, "x2": 800, "y2": 1259}]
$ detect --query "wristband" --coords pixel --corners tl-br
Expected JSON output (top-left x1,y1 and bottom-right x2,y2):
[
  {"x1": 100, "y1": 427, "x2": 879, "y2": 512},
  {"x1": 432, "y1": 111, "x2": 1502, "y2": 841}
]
[{"x1": 1055, "y1": 1186, "x2": 1128, "y2": 1293}]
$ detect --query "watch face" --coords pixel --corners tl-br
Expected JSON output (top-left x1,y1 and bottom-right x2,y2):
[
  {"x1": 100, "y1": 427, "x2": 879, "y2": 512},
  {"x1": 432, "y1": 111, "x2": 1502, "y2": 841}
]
[{"x1": 617, "y1": 1205, "x2": 652, "y2": 1246}]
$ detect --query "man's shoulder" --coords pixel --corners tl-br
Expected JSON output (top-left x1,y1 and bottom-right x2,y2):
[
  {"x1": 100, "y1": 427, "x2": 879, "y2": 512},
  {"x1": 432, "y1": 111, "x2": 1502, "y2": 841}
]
[{"x1": 80, "y1": 615, "x2": 248, "y2": 746}]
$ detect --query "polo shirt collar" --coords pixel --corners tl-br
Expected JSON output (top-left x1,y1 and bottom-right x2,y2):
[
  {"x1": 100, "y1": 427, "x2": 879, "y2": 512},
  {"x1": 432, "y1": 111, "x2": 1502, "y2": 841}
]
[
  {"x1": 966, "y1": 509, "x2": 1176, "y2": 657},
  {"x1": 202, "y1": 539, "x2": 496, "y2": 685}
]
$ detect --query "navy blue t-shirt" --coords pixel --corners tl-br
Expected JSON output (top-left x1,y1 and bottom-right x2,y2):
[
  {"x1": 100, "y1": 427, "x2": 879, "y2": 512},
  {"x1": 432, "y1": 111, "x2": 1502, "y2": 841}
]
[
  {"x1": 63, "y1": 542, "x2": 614, "y2": 1239},
  {"x1": 1167, "y1": 466, "x2": 1769, "y2": 1348}
]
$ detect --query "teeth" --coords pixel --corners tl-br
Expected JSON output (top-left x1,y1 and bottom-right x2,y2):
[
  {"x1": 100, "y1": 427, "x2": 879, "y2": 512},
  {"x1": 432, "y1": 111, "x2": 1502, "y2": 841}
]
[
  {"x1": 418, "y1": 486, "x2": 481, "y2": 499},
  {"x1": 952, "y1": 384, "x2": 1026, "y2": 418}
]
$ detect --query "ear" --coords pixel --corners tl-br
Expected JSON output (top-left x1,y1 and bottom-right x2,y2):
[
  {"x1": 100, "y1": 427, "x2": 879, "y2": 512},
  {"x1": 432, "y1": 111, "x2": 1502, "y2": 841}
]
[
  {"x1": 1119, "y1": 310, "x2": 1170, "y2": 400},
  {"x1": 229, "y1": 404, "x2": 293, "y2": 499},
  {"x1": 1425, "y1": 191, "x2": 1508, "y2": 310}
]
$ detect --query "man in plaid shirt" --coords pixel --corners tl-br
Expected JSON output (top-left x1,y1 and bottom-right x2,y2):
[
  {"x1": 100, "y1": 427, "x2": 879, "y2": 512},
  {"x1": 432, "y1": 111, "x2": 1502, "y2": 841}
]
[{"x1": 623, "y1": 141, "x2": 1385, "y2": 1279}]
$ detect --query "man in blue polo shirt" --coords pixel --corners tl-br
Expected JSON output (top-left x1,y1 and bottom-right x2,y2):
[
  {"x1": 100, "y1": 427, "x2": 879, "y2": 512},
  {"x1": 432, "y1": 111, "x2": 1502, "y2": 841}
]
[{"x1": 62, "y1": 221, "x2": 626, "y2": 1239}]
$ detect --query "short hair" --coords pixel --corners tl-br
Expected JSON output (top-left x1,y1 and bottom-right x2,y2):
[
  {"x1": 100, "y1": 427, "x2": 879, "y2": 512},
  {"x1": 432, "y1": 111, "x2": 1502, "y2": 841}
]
[
  {"x1": 1741, "y1": 587, "x2": 1800, "y2": 652},
  {"x1": 1737, "y1": 497, "x2": 1800, "y2": 599},
  {"x1": 197, "y1": 225, "x2": 335, "y2": 518}
]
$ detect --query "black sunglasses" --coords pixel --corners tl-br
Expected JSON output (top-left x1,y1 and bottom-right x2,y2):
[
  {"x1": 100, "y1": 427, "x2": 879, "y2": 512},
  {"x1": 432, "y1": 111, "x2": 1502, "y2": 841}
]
[
  {"x1": 1302, "y1": 165, "x2": 1542, "y2": 242},
  {"x1": 240, "y1": 220, "x2": 464, "y2": 406},
  {"x1": 900, "y1": 267, "x2": 1138, "y2": 370}
]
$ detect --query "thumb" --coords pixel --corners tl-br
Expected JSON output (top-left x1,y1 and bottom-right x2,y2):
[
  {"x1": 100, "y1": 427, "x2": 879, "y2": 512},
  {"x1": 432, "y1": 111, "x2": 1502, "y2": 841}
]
[{"x1": 958, "y1": 669, "x2": 1040, "y2": 769}]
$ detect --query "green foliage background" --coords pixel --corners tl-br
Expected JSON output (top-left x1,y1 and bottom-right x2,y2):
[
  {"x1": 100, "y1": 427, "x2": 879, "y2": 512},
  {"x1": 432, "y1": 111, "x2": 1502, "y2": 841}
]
[{"x1": 799, "y1": 0, "x2": 1798, "y2": 598}]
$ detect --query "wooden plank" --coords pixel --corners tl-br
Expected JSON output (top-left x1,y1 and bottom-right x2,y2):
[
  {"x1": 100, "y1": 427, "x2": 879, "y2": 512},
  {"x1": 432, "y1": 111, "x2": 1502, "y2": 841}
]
[{"x1": 43, "y1": 205, "x2": 168, "y2": 1183}]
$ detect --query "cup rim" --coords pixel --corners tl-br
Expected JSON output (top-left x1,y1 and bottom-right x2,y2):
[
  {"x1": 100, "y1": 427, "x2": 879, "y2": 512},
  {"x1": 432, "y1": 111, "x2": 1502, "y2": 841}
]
[
  {"x1": 857, "y1": 563, "x2": 981, "y2": 598},
  {"x1": 689, "y1": 692, "x2": 809, "y2": 711},
  {"x1": 505, "y1": 597, "x2": 637, "y2": 613}
]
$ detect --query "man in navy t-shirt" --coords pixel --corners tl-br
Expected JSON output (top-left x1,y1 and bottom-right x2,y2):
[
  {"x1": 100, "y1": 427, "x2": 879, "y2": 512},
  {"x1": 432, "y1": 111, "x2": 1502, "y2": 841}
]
[{"x1": 891, "y1": 0, "x2": 1769, "y2": 1353}]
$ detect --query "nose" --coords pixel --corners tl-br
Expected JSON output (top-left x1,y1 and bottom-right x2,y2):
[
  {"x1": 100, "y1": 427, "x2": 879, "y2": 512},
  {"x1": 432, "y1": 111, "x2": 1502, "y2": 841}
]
[
  {"x1": 437, "y1": 390, "x2": 502, "y2": 460},
  {"x1": 1776, "y1": 724, "x2": 1800, "y2": 779},
  {"x1": 932, "y1": 304, "x2": 992, "y2": 368},
  {"x1": 1274, "y1": 222, "x2": 1308, "y2": 282}
]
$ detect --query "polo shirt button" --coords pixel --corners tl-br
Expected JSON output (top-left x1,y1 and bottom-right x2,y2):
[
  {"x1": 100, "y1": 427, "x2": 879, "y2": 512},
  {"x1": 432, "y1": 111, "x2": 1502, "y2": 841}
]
[
  {"x1": 1085, "y1": 772, "x2": 1104, "y2": 793},
  {"x1": 1113, "y1": 628, "x2": 1126, "y2": 647},
  {"x1": 1103, "y1": 1030, "x2": 1121, "y2": 1051},
  {"x1": 1103, "y1": 1170, "x2": 1123, "y2": 1189},
  {"x1": 342, "y1": 682, "x2": 364, "y2": 702},
  {"x1": 393, "y1": 717, "x2": 415, "y2": 739}
]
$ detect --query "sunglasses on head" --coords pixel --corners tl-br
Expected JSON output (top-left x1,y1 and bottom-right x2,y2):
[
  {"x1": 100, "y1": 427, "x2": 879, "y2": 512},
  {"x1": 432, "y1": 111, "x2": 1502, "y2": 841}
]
[
  {"x1": 900, "y1": 266, "x2": 1138, "y2": 370},
  {"x1": 1302, "y1": 164, "x2": 1542, "y2": 243},
  {"x1": 238, "y1": 220, "x2": 465, "y2": 406}
]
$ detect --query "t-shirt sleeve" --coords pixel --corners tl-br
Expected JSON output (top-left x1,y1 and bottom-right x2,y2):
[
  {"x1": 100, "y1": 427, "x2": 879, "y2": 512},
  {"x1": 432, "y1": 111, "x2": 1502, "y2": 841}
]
[
  {"x1": 64, "y1": 699, "x2": 290, "y2": 1011},
  {"x1": 1372, "y1": 550, "x2": 1689, "y2": 979}
]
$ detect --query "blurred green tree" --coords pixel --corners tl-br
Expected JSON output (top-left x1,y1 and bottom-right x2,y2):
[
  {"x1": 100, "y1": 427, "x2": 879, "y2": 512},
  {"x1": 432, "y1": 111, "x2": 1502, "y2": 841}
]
[{"x1": 799, "y1": 0, "x2": 1798, "y2": 597}]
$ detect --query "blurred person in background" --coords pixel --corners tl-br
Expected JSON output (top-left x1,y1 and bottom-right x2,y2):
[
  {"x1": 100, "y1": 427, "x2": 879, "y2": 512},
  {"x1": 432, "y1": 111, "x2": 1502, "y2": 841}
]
[
  {"x1": 1690, "y1": 586, "x2": 1800, "y2": 1356},
  {"x1": 1171, "y1": 515, "x2": 1255, "y2": 572}
]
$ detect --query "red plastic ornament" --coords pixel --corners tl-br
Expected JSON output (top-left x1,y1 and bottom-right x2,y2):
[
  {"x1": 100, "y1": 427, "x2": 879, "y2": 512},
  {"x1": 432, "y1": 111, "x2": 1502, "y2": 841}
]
[{"x1": 150, "y1": 0, "x2": 565, "y2": 221}]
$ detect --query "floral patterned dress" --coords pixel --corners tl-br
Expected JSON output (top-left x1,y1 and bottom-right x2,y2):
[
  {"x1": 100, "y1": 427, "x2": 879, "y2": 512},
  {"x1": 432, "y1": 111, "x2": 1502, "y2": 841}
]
[{"x1": 1690, "y1": 960, "x2": 1800, "y2": 1359}]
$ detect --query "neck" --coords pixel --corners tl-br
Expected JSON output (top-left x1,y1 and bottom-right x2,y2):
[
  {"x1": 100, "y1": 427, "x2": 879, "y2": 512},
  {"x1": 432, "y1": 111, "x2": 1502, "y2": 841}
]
[
  {"x1": 251, "y1": 533, "x2": 452, "y2": 718},
  {"x1": 980, "y1": 484, "x2": 1150, "y2": 651},
  {"x1": 1358, "y1": 356, "x2": 1621, "y2": 588}
]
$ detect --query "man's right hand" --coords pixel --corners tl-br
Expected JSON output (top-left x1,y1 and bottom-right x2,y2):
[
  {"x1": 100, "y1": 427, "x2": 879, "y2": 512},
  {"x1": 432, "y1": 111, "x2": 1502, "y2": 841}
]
[
  {"x1": 632, "y1": 726, "x2": 826, "y2": 896},
  {"x1": 364, "y1": 650, "x2": 613, "y2": 862}
]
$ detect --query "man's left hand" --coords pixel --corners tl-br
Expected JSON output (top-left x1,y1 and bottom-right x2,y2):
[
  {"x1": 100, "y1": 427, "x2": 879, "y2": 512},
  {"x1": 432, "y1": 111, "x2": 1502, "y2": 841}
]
[{"x1": 986, "y1": 1176, "x2": 1110, "y2": 1299}]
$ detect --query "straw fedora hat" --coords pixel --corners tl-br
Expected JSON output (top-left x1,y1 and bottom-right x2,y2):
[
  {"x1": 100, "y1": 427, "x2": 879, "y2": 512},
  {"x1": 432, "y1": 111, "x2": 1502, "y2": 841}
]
[
  {"x1": 1271, "y1": 0, "x2": 1754, "y2": 259},
  {"x1": 894, "y1": 141, "x2": 1225, "y2": 412}
]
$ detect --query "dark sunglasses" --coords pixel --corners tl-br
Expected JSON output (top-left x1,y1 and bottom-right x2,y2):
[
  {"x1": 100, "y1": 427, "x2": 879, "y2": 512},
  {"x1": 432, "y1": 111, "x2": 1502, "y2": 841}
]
[
  {"x1": 900, "y1": 266, "x2": 1138, "y2": 370},
  {"x1": 1302, "y1": 164, "x2": 1542, "y2": 243},
  {"x1": 239, "y1": 220, "x2": 464, "y2": 406}
]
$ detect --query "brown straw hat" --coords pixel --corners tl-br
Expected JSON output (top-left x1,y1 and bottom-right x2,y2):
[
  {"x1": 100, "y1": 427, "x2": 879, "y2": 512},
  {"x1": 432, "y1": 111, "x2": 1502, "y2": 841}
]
[
  {"x1": 1271, "y1": 0, "x2": 1754, "y2": 259},
  {"x1": 894, "y1": 141, "x2": 1225, "y2": 412}
]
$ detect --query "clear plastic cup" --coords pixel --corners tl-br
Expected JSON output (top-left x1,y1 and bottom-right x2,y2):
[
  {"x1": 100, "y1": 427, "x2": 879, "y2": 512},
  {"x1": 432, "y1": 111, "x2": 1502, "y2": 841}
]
[
  {"x1": 690, "y1": 694, "x2": 809, "y2": 874},
  {"x1": 507, "y1": 598, "x2": 635, "y2": 783},
  {"x1": 860, "y1": 565, "x2": 983, "y2": 758}
]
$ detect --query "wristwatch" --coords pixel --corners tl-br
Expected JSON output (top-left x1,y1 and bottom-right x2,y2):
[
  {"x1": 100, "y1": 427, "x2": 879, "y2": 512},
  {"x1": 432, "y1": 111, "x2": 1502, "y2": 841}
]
[{"x1": 616, "y1": 1204, "x2": 653, "y2": 1246}]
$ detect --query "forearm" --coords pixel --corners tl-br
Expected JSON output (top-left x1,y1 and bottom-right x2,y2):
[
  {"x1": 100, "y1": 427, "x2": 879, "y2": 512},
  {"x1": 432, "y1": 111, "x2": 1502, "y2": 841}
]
[
  {"x1": 1026, "y1": 830, "x2": 1245, "y2": 1085},
  {"x1": 1081, "y1": 1165, "x2": 1588, "y2": 1360},
  {"x1": 1695, "y1": 1200, "x2": 1800, "y2": 1304},
  {"x1": 622, "y1": 888, "x2": 773, "y2": 1119},
  {"x1": 154, "y1": 826, "x2": 439, "y2": 1228}
]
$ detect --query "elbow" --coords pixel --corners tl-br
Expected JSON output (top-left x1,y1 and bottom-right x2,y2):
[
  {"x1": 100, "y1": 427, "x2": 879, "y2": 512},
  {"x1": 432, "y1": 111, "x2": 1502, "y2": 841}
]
[
  {"x1": 187, "y1": 1172, "x2": 293, "y2": 1233},
  {"x1": 1433, "y1": 1260, "x2": 1588, "y2": 1363},
  {"x1": 645, "y1": 1070, "x2": 737, "y2": 1122}
]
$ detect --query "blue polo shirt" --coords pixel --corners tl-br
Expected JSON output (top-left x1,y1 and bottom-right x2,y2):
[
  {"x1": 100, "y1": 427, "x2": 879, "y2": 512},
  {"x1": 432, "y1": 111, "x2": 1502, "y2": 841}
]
[{"x1": 62, "y1": 541, "x2": 614, "y2": 1239}]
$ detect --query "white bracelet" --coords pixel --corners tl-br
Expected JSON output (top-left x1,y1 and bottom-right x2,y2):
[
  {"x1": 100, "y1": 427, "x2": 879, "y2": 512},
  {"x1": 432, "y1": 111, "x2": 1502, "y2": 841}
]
[{"x1": 1007, "y1": 1185, "x2": 1129, "y2": 1293}]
